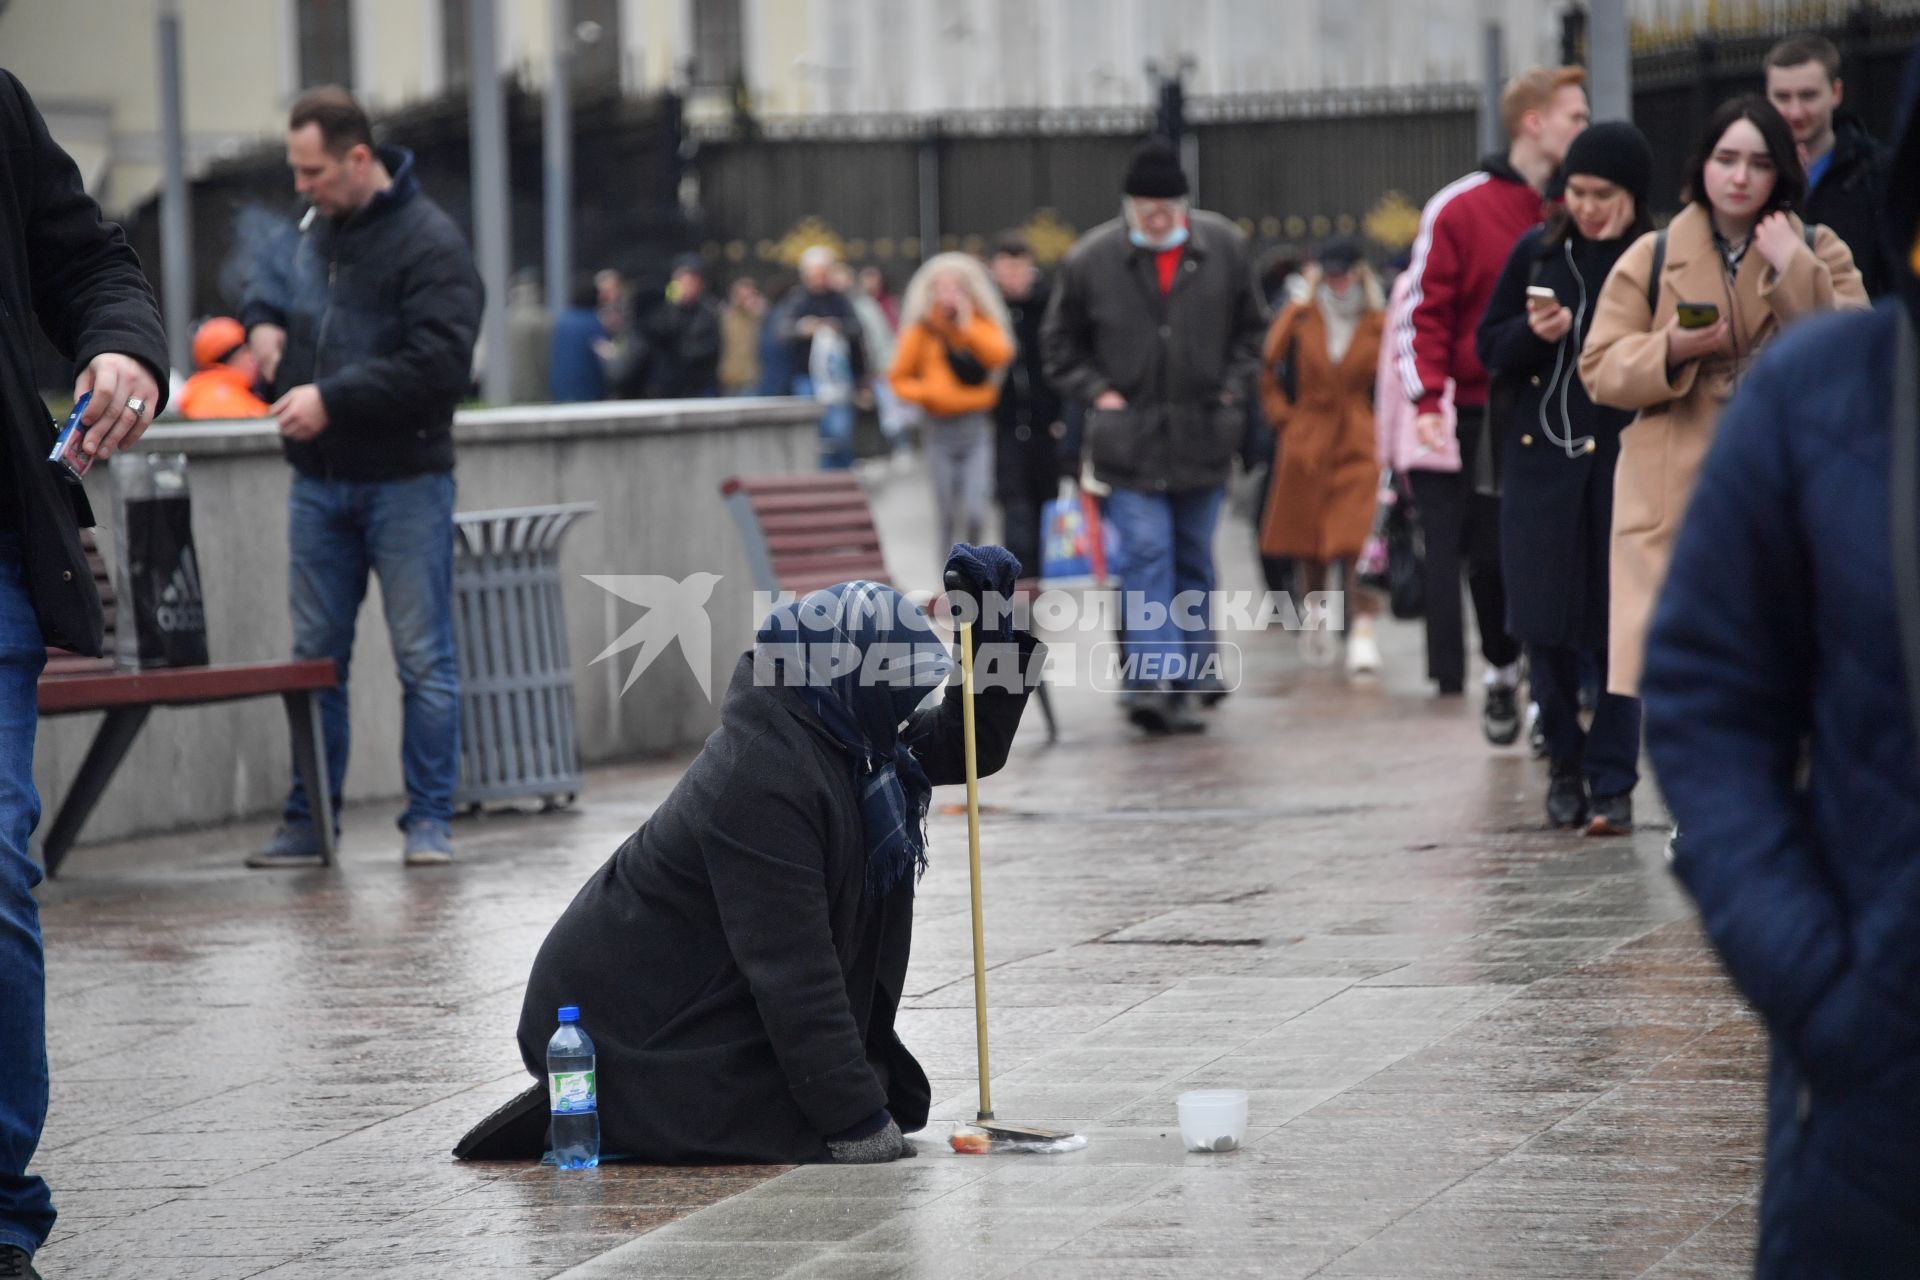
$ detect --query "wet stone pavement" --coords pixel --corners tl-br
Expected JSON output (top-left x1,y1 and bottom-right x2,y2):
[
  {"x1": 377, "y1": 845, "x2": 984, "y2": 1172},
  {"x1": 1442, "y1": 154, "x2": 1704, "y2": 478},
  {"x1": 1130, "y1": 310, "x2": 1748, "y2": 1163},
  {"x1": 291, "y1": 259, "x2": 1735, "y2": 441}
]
[{"x1": 30, "y1": 467, "x2": 1763, "y2": 1278}]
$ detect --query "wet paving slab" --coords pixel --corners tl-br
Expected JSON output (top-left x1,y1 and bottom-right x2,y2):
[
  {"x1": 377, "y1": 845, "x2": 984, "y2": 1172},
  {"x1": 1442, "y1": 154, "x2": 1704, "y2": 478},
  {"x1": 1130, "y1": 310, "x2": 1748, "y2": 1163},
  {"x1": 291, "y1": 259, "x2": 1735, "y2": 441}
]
[{"x1": 28, "y1": 468, "x2": 1764, "y2": 1277}]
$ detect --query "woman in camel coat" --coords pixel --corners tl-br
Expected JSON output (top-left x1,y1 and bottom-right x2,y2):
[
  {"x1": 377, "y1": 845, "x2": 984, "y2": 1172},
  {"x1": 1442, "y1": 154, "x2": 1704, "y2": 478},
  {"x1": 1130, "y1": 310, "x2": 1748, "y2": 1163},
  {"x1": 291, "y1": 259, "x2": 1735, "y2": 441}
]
[
  {"x1": 1258, "y1": 237, "x2": 1386, "y2": 673},
  {"x1": 1580, "y1": 97, "x2": 1867, "y2": 695}
]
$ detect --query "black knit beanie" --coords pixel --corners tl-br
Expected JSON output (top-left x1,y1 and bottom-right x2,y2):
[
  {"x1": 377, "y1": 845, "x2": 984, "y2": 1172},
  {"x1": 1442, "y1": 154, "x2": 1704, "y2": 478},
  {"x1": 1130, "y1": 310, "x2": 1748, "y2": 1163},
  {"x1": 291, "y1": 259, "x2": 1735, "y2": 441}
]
[
  {"x1": 1561, "y1": 122, "x2": 1654, "y2": 211},
  {"x1": 1123, "y1": 138, "x2": 1190, "y2": 198}
]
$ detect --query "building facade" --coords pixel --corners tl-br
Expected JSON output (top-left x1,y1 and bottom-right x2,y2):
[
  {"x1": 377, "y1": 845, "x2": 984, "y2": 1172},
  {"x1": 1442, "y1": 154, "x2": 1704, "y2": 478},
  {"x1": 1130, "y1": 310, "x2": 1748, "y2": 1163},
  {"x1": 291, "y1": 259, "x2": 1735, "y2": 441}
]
[{"x1": 0, "y1": 0, "x2": 1887, "y2": 213}]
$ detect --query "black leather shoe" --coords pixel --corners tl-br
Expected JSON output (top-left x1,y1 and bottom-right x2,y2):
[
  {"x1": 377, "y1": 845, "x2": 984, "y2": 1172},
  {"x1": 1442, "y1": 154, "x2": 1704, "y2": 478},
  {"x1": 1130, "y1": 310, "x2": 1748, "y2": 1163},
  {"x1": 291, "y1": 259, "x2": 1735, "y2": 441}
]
[
  {"x1": 1586, "y1": 791, "x2": 1633, "y2": 836},
  {"x1": 0, "y1": 1245, "x2": 43, "y2": 1280},
  {"x1": 1124, "y1": 691, "x2": 1176, "y2": 735},
  {"x1": 1546, "y1": 766, "x2": 1589, "y2": 829}
]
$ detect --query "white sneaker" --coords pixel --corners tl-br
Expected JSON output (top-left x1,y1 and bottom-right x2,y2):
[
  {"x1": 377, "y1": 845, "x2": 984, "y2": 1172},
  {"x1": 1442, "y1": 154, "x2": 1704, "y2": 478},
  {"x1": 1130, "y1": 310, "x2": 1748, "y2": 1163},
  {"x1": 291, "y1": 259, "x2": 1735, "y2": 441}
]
[{"x1": 1345, "y1": 630, "x2": 1381, "y2": 676}]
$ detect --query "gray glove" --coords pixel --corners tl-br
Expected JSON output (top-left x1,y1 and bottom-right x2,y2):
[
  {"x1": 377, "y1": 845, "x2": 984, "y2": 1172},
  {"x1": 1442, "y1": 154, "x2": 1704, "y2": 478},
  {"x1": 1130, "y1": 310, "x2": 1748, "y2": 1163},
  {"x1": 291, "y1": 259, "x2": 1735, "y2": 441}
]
[{"x1": 826, "y1": 1114, "x2": 915, "y2": 1164}]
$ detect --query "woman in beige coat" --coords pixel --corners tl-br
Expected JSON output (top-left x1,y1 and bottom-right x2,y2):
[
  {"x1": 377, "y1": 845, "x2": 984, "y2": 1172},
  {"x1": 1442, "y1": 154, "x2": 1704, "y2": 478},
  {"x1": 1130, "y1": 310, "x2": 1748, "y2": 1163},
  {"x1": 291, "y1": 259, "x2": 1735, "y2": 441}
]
[{"x1": 1581, "y1": 96, "x2": 1868, "y2": 694}]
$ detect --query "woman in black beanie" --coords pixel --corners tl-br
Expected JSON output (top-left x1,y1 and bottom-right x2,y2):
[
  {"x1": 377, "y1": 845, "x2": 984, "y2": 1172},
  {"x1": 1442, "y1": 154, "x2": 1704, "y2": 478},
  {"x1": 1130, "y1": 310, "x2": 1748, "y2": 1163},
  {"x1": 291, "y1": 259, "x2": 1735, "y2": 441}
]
[{"x1": 1476, "y1": 122, "x2": 1654, "y2": 835}]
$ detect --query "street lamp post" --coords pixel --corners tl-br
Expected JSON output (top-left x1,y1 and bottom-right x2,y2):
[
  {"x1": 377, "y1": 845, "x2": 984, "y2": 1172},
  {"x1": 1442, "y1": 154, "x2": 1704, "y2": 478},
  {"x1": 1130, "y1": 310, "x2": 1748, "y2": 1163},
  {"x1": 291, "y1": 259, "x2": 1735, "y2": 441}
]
[
  {"x1": 470, "y1": 0, "x2": 512, "y2": 404},
  {"x1": 545, "y1": 0, "x2": 573, "y2": 316},
  {"x1": 1588, "y1": 0, "x2": 1633, "y2": 121},
  {"x1": 157, "y1": 0, "x2": 193, "y2": 375}
]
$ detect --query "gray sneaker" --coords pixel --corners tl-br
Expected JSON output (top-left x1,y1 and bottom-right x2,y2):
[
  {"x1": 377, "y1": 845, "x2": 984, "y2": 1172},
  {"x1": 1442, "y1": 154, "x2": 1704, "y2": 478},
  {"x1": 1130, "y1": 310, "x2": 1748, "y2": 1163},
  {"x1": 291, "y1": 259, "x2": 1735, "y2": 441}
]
[
  {"x1": 402, "y1": 821, "x2": 454, "y2": 867},
  {"x1": 245, "y1": 823, "x2": 327, "y2": 870}
]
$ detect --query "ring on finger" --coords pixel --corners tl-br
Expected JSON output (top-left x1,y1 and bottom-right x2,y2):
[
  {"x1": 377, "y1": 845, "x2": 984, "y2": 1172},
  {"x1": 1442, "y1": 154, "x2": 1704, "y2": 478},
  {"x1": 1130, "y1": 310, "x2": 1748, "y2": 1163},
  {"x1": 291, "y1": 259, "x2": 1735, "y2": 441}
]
[{"x1": 126, "y1": 396, "x2": 147, "y2": 417}]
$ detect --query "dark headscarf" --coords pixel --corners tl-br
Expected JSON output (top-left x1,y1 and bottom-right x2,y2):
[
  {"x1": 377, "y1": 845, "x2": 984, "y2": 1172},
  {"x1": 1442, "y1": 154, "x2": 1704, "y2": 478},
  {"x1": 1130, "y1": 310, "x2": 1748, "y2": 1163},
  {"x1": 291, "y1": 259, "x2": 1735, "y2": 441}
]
[{"x1": 754, "y1": 581, "x2": 954, "y2": 899}]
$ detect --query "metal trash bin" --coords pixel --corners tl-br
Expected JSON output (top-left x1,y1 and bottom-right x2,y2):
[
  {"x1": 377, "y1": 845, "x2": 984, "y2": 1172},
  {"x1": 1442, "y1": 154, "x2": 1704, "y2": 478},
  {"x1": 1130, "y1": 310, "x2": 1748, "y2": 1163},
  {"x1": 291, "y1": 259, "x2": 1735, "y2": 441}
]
[{"x1": 451, "y1": 503, "x2": 596, "y2": 810}]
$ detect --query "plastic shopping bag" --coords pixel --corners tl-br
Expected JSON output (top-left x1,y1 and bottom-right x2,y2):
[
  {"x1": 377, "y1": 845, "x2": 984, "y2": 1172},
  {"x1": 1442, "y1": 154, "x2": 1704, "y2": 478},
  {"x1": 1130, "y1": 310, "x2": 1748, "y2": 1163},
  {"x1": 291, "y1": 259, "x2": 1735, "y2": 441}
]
[
  {"x1": 111, "y1": 452, "x2": 209, "y2": 669},
  {"x1": 1038, "y1": 482, "x2": 1115, "y2": 588}
]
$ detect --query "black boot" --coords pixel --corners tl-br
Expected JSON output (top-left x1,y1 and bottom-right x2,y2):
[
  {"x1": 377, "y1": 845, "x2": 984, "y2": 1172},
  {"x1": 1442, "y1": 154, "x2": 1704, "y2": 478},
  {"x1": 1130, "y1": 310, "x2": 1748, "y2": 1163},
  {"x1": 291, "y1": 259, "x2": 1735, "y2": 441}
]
[
  {"x1": 0, "y1": 1246, "x2": 43, "y2": 1280},
  {"x1": 1546, "y1": 765, "x2": 1589, "y2": 829},
  {"x1": 1587, "y1": 791, "x2": 1633, "y2": 836}
]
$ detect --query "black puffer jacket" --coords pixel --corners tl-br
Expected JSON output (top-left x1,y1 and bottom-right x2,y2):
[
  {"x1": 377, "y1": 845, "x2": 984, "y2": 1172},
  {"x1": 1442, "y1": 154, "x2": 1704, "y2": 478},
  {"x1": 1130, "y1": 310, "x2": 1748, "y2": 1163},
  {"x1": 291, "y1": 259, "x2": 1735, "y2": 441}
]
[
  {"x1": 1041, "y1": 211, "x2": 1268, "y2": 493},
  {"x1": 240, "y1": 147, "x2": 482, "y2": 481},
  {"x1": 1804, "y1": 114, "x2": 1893, "y2": 300},
  {"x1": 0, "y1": 70, "x2": 168, "y2": 654}
]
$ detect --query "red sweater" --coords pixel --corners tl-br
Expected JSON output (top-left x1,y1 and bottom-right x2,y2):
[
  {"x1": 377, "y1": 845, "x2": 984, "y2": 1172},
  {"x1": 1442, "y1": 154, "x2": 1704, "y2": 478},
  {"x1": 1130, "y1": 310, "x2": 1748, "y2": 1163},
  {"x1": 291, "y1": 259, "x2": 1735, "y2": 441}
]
[{"x1": 1391, "y1": 158, "x2": 1544, "y2": 414}]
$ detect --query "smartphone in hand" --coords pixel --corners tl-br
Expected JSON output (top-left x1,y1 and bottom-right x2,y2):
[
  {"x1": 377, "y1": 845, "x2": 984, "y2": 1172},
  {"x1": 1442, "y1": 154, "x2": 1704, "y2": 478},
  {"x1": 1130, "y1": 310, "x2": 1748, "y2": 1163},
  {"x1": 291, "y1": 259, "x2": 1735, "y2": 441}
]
[
  {"x1": 1675, "y1": 302, "x2": 1720, "y2": 330},
  {"x1": 47, "y1": 393, "x2": 93, "y2": 484},
  {"x1": 1525, "y1": 285, "x2": 1559, "y2": 309}
]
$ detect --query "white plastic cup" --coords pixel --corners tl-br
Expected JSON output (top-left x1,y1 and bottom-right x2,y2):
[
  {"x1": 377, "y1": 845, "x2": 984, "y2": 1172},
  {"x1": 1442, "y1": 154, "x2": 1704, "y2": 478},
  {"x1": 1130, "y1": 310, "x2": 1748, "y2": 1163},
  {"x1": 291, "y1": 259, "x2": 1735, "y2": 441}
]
[{"x1": 1176, "y1": 1089, "x2": 1249, "y2": 1153}]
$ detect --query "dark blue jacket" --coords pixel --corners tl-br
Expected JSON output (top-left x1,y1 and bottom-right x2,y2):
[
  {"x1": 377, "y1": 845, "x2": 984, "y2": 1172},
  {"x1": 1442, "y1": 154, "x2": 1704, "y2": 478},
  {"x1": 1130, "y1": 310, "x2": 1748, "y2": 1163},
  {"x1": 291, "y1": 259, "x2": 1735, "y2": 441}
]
[
  {"x1": 1644, "y1": 299, "x2": 1920, "y2": 1278},
  {"x1": 548, "y1": 307, "x2": 607, "y2": 402},
  {"x1": 241, "y1": 147, "x2": 482, "y2": 481},
  {"x1": 1477, "y1": 225, "x2": 1636, "y2": 651}
]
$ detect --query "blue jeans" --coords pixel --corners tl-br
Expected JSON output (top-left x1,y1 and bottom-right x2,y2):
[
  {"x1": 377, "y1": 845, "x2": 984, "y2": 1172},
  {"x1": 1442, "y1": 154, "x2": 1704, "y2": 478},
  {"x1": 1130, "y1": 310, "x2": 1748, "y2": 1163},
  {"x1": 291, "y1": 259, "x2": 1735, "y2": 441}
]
[
  {"x1": 0, "y1": 532, "x2": 53, "y2": 1254},
  {"x1": 1105, "y1": 485, "x2": 1225, "y2": 692},
  {"x1": 285, "y1": 472, "x2": 460, "y2": 832},
  {"x1": 793, "y1": 377, "x2": 856, "y2": 470}
]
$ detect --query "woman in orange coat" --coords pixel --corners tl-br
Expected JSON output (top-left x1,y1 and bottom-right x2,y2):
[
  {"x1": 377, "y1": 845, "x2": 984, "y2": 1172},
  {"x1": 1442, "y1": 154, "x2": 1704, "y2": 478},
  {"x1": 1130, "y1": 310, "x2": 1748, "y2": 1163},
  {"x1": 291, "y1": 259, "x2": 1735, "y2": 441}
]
[
  {"x1": 890, "y1": 253, "x2": 1014, "y2": 551},
  {"x1": 1258, "y1": 238, "x2": 1387, "y2": 674}
]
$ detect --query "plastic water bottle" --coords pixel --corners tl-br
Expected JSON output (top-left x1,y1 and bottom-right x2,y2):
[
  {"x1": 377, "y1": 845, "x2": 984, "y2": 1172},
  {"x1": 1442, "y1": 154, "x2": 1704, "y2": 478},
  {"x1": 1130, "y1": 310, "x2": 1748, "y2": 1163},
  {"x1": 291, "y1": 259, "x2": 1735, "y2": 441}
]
[{"x1": 546, "y1": 1005, "x2": 599, "y2": 1169}]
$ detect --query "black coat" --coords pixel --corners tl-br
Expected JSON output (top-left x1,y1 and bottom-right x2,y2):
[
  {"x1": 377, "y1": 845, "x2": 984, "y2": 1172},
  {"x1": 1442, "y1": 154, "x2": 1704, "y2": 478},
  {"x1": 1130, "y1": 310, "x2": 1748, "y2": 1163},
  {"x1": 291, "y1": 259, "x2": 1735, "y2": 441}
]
[
  {"x1": 1477, "y1": 226, "x2": 1635, "y2": 652},
  {"x1": 513, "y1": 634, "x2": 1039, "y2": 1164},
  {"x1": 1041, "y1": 212, "x2": 1268, "y2": 493},
  {"x1": 240, "y1": 147, "x2": 482, "y2": 481},
  {"x1": 1804, "y1": 115, "x2": 1892, "y2": 300},
  {"x1": 0, "y1": 70, "x2": 168, "y2": 654},
  {"x1": 635, "y1": 295, "x2": 723, "y2": 398},
  {"x1": 993, "y1": 278, "x2": 1067, "y2": 506},
  {"x1": 777, "y1": 288, "x2": 868, "y2": 386}
]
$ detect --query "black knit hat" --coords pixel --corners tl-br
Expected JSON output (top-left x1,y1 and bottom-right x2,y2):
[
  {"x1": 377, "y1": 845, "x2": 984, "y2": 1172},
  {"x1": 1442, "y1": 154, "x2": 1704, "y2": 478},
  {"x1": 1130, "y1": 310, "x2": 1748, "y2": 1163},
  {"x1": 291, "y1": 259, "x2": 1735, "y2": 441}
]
[
  {"x1": 1561, "y1": 121, "x2": 1654, "y2": 211},
  {"x1": 1123, "y1": 138, "x2": 1190, "y2": 198},
  {"x1": 1316, "y1": 235, "x2": 1364, "y2": 273}
]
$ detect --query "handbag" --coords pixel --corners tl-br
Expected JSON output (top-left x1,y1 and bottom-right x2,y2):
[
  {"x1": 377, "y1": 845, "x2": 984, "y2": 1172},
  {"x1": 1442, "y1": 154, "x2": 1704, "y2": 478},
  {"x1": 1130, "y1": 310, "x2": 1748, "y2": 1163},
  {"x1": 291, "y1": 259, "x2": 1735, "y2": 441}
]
[
  {"x1": 1357, "y1": 470, "x2": 1424, "y2": 620},
  {"x1": 944, "y1": 339, "x2": 991, "y2": 387}
]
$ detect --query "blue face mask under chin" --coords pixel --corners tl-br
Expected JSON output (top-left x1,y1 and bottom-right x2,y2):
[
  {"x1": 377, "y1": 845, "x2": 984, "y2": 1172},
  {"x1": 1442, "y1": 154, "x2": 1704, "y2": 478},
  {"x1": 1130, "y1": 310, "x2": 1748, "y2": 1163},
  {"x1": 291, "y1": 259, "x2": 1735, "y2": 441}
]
[{"x1": 1129, "y1": 222, "x2": 1190, "y2": 251}]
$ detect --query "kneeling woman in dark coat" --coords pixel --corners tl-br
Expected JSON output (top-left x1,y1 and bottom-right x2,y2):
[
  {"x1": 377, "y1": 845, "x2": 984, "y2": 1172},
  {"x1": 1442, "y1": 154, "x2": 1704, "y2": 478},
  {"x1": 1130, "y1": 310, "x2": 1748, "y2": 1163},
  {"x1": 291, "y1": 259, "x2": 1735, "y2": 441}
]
[
  {"x1": 1476, "y1": 122, "x2": 1653, "y2": 835},
  {"x1": 491, "y1": 553, "x2": 1038, "y2": 1166}
]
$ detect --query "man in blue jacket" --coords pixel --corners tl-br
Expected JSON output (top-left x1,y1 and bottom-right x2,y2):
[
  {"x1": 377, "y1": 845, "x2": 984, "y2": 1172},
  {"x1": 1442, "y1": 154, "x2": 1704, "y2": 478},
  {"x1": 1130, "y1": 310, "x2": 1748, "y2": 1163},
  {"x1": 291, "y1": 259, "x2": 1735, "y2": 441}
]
[
  {"x1": 1641, "y1": 50, "x2": 1920, "y2": 1277},
  {"x1": 242, "y1": 87, "x2": 483, "y2": 869}
]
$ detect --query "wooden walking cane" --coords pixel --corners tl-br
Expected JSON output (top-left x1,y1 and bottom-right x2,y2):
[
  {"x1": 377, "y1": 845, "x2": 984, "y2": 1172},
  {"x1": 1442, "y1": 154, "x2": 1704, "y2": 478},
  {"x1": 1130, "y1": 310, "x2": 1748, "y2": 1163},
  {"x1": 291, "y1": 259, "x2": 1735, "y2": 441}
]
[
  {"x1": 957, "y1": 613, "x2": 996, "y2": 1122},
  {"x1": 948, "y1": 575, "x2": 1075, "y2": 1145}
]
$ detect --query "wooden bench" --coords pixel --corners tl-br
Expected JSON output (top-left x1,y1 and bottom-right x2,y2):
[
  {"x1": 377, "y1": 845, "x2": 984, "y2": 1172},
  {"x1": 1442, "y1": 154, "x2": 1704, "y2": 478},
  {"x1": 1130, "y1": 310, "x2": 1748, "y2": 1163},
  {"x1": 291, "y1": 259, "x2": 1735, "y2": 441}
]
[
  {"x1": 720, "y1": 473, "x2": 1056, "y2": 741},
  {"x1": 35, "y1": 533, "x2": 338, "y2": 877}
]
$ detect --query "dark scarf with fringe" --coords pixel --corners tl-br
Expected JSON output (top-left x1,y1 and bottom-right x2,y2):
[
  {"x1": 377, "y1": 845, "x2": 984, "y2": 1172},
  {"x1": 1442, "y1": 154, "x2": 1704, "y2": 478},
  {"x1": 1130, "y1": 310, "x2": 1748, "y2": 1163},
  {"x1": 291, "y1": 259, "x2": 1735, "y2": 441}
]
[{"x1": 755, "y1": 580, "x2": 953, "y2": 899}]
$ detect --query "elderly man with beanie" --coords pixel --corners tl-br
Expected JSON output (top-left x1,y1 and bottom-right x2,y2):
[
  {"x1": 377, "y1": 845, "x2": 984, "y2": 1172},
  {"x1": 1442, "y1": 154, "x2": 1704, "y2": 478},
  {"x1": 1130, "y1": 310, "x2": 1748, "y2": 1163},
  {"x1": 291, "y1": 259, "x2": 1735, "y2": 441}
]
[
  {"x1": 1042, "y1": 138, "x2": 1268, "y2": 735},
  {"x1": 178, "y1": 317, "x2": 270, "y2": 420},
  {"x1": 1477, "y1": 121, "x2": 1654, "y2": 834}
]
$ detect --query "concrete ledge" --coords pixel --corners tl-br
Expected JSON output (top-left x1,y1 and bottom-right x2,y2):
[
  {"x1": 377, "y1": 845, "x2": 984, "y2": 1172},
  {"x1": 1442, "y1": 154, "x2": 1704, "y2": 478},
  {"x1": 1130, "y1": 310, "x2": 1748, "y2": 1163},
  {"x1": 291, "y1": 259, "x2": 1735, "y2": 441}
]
[
  {"x1": 132, "y1": 398, "x2": 810, "y2": 457},
  {"x1": 35, "y1": 397, "x2": 820, "y2": 852}
]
